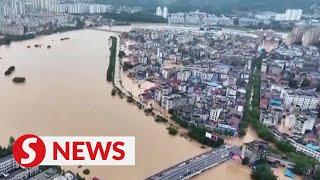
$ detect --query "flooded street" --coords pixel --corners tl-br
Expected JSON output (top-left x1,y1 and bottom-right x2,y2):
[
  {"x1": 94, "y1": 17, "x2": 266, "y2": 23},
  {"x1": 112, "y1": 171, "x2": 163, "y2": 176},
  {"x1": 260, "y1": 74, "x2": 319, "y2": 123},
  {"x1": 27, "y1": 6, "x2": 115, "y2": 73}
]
[
  {"x1": 225, "y1": 126, "x2": 262, "y2": 146},
  {"x1": 0, "y1": 27, "x2": 255, "y2": 179},
  {"x1": 194, "y1": 161, "x2": 251, "y2": 180}
]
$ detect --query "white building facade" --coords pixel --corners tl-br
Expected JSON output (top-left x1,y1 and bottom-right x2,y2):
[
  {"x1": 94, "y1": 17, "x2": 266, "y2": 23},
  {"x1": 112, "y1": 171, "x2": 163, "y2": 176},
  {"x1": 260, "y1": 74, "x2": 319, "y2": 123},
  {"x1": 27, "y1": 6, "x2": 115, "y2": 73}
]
[{"x1": 282, "y1": 89, "x2": 319, "y2": 110}]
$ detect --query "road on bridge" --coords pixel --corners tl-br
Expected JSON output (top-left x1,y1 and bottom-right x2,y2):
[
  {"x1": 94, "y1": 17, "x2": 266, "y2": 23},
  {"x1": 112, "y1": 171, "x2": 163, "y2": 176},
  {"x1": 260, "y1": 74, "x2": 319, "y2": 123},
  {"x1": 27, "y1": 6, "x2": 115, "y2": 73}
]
[{"x1": 146, "y1": 145, "x2": 239, "y2": 180}]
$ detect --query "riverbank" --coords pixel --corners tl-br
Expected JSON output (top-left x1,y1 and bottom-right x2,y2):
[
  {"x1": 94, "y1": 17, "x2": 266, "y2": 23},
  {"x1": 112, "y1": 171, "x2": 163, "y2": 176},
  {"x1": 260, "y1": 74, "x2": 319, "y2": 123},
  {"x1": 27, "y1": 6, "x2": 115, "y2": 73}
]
[
  {"x1": 0, "y1": 34, "x2": 36, "y2": 46},
  {"x1": 0, "y1": 23, "x2": 86, "y2": 46}
]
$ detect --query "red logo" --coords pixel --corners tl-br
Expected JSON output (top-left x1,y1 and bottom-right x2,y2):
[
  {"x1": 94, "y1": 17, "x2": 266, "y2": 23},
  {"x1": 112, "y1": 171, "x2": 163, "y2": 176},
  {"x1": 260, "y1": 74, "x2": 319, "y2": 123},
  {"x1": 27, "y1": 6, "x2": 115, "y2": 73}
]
[
  {"x1": 12, "y1": 135, "x2": 135, "y2": 166},
  {"x1": 13, "y1": 134, "x2": 46, "y2": 168}
]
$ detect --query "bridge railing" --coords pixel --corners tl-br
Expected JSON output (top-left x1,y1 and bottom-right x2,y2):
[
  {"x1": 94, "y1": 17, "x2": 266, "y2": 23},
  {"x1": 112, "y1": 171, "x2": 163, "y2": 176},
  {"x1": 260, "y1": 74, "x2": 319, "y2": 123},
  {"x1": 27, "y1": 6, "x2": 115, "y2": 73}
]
[{"x1": 145, "y1": 145, "x2": 239, "y2": 180}]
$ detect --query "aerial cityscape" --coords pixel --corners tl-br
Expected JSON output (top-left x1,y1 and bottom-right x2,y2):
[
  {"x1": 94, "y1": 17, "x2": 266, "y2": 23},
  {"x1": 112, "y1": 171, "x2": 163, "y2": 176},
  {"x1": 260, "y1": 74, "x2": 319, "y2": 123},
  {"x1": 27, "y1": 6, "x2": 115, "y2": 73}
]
[{"x1": 1, "y1": 0, "x2": 320, "y2": 180}]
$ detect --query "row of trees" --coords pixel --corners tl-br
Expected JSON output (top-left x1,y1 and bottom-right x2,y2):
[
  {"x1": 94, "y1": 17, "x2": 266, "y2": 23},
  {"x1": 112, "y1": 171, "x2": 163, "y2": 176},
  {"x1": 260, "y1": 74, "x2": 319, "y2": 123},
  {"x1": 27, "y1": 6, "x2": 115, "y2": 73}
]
[
  {"x1": 106, "y1": 36, "x2": 117, "y2": 82},
  {"x1": 187, "y1": 126, "x2": 224, "y2": 148},
  {"x1": 251, "y1": 163, "x2": 277, "y2": 180},
  {"x1": 238, "y1": 53, "x2": 263, "y2": 137},
  {"x1": 248, "y1": 52, "x2": 277, "y2": 140},
  {"x1": 239, "y1": 51, "x2": 277, "y2": 141},
  {"x1": 169, "y1": 111, "x2": 224, "y2": 148},
  {"x1": 0, "y1": 18, "x2": 85, "y2": 47},
  {"x1": 0, "y1": 34, "x2": 36, "y2": 46},
  {"x1": 96, "y1": 0, "x2": 315, "y2": 14},
  {"x1": 103, "y1": 12, "x2": 167, "y2": 23}
]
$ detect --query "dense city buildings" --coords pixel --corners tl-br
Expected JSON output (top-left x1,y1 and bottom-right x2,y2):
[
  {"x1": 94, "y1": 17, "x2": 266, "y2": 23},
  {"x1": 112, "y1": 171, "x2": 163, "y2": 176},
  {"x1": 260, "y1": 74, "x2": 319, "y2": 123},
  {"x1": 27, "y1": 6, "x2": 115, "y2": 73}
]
[
  {"x1": 0, "y1": 153, "x2": 78, "y2": 179},
  {"x1": 0, "y1": 155, "x2": 39, "y2": 180},
  {"x1": 258, "y1": 40, "x2": 320, "y2": 161},
  {"x1": 0, "y1": 0, "x2": 117, "y2": 38},
  {"x1": 275, "y1": 9, "x2": 303, "y2": 21},
  {"x1": 0, "y1": 0, "x2": 75, "y2": 37},
  {"x1": 117, "y1": 23, "x2": 320, "y2": 164},
  {"x1": 120, "y1": 28, "x2": 257, "y2": 137}
]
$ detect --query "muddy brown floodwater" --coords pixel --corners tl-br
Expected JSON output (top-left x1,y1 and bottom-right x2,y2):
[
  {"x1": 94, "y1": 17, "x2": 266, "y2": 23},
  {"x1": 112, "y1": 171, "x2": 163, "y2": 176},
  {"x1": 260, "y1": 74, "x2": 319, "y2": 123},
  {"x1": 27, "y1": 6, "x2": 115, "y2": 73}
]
[{"x1": 0, "y1": 27, "x2": 256, "y2": 179}]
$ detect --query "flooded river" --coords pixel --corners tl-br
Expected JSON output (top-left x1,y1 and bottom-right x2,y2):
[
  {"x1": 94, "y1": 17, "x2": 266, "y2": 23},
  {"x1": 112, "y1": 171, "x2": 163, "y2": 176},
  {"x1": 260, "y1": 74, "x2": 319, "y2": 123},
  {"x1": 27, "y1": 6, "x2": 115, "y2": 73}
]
[{"x1": 0, "y1": 27, "x2": 255, "y2": 179}]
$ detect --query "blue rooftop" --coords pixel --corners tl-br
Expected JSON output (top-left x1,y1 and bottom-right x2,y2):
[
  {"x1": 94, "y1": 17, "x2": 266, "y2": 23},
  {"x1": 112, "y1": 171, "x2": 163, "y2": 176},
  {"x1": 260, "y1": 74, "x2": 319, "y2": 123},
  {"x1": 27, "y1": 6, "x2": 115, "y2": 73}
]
[
  {"x1": 190, "y1": 76, "x2": 201, "y2": 83},
  {"x1": 211, "y1": 74, "x2": 219, "y2": 81},
  {"x1": 270, "y1": 98, "x2": 282, "y2": 106},
  {"x1": 216, "y1": 64, "x2": 230, "y2": 69},
  {"x1": 306, "y1": 144, "x2": 320, "y2": 151},
  {"x1": 284, "y1": 168, "x2": 294, "y2": 178},
  {"x1": 208, "y1": 81, "x2": 219, "y2": 87}
]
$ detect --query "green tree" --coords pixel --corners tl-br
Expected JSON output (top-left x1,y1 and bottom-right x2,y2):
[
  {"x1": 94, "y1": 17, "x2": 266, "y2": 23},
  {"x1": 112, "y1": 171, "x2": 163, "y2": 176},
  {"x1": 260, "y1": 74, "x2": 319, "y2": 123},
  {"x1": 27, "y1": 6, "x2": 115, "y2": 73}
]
[
  {"x1": 103, "y1": 12, "x2": 167, "y2": 23},
  {"x1": 242, "y1": 157, "x2": 250, "y2": 165},
  {"x1": 8, "y1": 137, "x2": 15, "y2": 147},
  {"x1": 212, "y1": 138, "x2": 224, "y2": 148},
  {"x1": 289, "y1": 79, "x2": 298, "y2": 89},
  {"x1": 83, "y1": 168, "x2": 90, "y2": 175},
  {"x1": 314, "y1": 168, "x2": 320, "y2": 180},
  {"x1": 111, "y1": 88, "x2": 117, "y2": 96},
  {"x1": 251, "y1": 164, "x2": 277, "y2": 180},
  {"x1": 167, "y1": 127, "x2": 178, "y2": 136},
  {"x1": 155, "y1": 115, "x2": 168, "y2": 123},
  {"x1": 187, "y1": 126, "x2": 223, "y2": 148},
  {"x1": 275, "y1": 140, "x2": 295, "y2": 153},
  {"x1": 238, "y1": 127, "x2": 246, "y2": 137},
  {"x1": 118, "y1": 50, "x2": 126, "y2": 58},
  {"x1": 301, "y1": 78, "x2": 310, "y2": 88},
  {"x1": 171, "y1": 114, "x2": 188, "y2": 128},
  {"x1": 168, "y1": 109, "x2": 175, "y2": 115},
  {"x1": 289, "y1": 153, "x2": 316, "y2": 175}
]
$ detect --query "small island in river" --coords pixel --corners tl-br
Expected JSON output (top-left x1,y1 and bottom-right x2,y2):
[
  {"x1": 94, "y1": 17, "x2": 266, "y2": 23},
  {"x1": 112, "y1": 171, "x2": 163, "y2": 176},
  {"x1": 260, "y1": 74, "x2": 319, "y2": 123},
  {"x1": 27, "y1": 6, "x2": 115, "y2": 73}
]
[
  {"x1": 12, "y1": 77, "x2": 26, "y2": 83},
  {"x1": 4, "y1": 66, "x2": 15, "y2": 76}
]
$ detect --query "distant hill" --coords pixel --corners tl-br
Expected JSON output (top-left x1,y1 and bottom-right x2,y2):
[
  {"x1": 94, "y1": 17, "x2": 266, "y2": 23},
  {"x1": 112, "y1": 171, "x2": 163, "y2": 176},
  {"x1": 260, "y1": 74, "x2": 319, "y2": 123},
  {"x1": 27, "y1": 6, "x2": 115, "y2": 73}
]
[{"x1": 95, "y1": 0, "x2": 318, "y2": 13}]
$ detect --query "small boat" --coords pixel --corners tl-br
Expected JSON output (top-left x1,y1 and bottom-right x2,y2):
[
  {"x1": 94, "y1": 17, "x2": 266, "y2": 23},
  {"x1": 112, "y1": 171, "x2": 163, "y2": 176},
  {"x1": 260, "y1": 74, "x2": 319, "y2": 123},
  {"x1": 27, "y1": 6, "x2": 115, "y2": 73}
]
[
  {"x1": 4, "y1": 70, "x2": 11, "y2": 76},
  {"x1": 27, "y1": 46, "x2": 30, "y2": 48},
  {"x1": 8, "y1": 66, "x2": 15, "y2": 72},
  {"x1": 47, "y1": 45, "x2": 51, "y2": 49},
  {"x1": 60, "y1": 37, "x2": 70, "y2": 41},
  {"x1": 4, "y1": 66, "x2": 15, "y2": 76},
  {"x1": 12, "y1": 77, "x2": 26, "y2": 83}
]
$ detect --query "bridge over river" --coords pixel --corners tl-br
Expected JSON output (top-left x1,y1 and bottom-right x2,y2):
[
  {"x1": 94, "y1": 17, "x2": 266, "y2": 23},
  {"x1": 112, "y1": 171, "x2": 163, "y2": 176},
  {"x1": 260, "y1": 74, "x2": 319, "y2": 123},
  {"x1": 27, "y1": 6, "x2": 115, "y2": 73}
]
[
  {"x1": 145, "y1": 145, "x2": 240, "y2": 180},
  {"x1": 90, "y1": 27, "x2": 123, "y2": 34}
]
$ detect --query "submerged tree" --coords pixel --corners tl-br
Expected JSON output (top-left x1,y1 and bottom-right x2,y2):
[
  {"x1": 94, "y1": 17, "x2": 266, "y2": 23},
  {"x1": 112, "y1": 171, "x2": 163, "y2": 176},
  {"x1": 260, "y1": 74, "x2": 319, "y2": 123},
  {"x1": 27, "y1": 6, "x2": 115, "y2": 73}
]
[{"x1": 251, "y1": 164, "x2": 277, "y2": 180}]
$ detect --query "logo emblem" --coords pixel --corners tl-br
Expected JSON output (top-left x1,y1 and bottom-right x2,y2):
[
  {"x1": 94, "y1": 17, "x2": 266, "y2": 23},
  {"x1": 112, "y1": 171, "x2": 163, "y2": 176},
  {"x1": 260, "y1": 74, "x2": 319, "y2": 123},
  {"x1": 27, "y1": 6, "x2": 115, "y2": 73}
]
[{"x1": 13, "y1": 134, "x2": 46, "y2": 168}]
